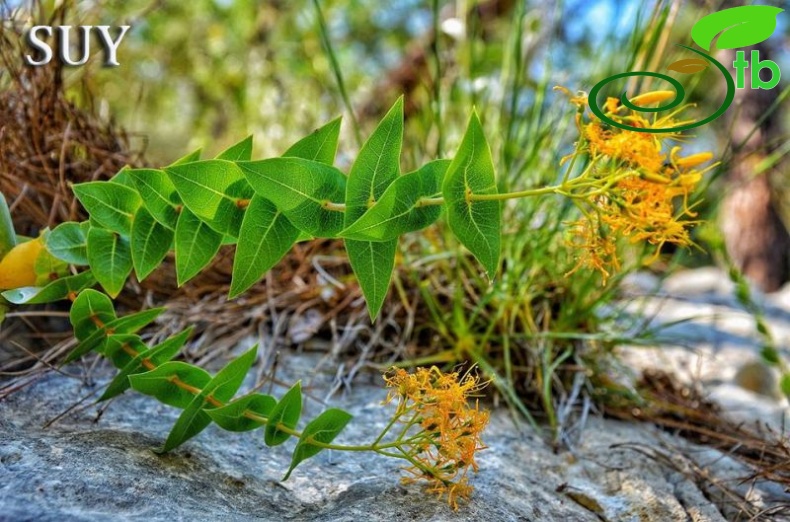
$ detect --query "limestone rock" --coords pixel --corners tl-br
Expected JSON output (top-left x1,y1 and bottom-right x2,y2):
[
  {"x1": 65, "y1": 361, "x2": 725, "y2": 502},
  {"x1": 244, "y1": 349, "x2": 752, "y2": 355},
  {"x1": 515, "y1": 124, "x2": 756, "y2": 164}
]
[
  {"x1": 2, "y1": 356, "x2": 787, "y2": 521},
  {"x1": 3, "y1": 267, "x2": 790, "y2": 520}
]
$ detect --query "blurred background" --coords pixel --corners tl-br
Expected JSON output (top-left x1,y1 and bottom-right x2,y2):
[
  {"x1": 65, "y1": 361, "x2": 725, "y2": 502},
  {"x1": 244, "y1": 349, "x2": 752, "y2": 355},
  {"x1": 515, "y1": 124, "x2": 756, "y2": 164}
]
[
  {"x1": 33, "y1": 0, "x2": 790, "y2": 287},
  {"x1": 73, "y1": 0, "x2": 789, "y2": 160}
]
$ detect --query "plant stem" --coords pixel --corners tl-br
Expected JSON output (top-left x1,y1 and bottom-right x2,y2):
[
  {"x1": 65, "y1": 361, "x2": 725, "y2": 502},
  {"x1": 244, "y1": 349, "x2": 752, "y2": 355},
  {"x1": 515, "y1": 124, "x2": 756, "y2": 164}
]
[
  {"x1": 469, "y1": 186, "x2": 561, "y2": 201},
  {"x1": 417, "y1": 196, "x2": 445, "y2": 207},
  {"x1": 431, "y1": 0, "x2": 443, "y2": 157},
  {"x1": 114, "y1": 323, "x2": 405, "y2": 454},
  {"x1": 239, "y1": 408, "x2": 408, "y2": 452},
  {"x1": 323, "y1": 200, "x2": 347, "y2": 212},
  {"x1": 338, "y1": 181, "x2": 587, "y2": 213},
  {"x1": 373, "y1": 407, "x2": 405, "y2": 446},
  {"x1": 311, "y1": 0, "x2": 362, "y2": 148}
]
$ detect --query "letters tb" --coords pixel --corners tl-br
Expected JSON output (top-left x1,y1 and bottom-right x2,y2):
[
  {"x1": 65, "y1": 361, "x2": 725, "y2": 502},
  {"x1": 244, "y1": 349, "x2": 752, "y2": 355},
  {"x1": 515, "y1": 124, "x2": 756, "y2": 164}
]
[{"x1": 732, "y1": 50, "x2": 781, "y2": 90}]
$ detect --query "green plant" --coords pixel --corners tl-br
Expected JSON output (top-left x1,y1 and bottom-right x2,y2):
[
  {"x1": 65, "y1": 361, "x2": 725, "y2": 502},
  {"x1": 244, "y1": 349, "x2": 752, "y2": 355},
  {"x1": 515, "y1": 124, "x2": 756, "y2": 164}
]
[
  {"x1": 0, "y1": 92, "x2": 712, "y2": 505},
  {"x1": 720, "y1": 250, "x2": 790, "y2": 398}
]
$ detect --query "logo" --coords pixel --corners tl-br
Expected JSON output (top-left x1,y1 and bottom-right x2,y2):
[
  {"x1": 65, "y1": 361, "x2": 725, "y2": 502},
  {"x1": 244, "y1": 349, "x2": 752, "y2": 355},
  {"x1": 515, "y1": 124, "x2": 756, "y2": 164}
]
[
  {"x1": 589, "y1": 5, "x2": 783, "y2": 133},
  {"x1": 24, "y1": 25, "x2": 130, "y2": 67}
]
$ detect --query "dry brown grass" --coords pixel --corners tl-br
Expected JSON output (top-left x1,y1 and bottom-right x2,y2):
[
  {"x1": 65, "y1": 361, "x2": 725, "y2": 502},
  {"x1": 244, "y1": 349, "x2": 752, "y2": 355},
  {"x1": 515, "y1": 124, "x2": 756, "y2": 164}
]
[
  {"x1": 604, "y1": 369, "x2": 790, "y2": 519},
  {"x1": 0, "y1": 3, "x2": 140, "y2": 236}
]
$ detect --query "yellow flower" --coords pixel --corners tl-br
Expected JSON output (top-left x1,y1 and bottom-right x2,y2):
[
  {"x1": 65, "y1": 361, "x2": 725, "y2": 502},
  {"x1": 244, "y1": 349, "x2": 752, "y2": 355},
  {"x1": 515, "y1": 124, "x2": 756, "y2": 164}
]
[
  {"x1": 553, "y1": 86, "x2": 588, "y2": 108},
  {"x1": 584, "y1": 121, "x2": 665, "y2": 172},
  {"x1": 675, "y1": 171, "x2": 702, "y2": 189},
  {"x1": 564, "y1": 161, "x2": 704, "y2": 281},
  {"x1": 384, "y1": 366, "x2": 489, "y2": 510},
  {"x1": 560, "y1": 87, "x2": 711, "y2": 283},
  {"x1": 565, "y1": 218, "x2": 620, "y2": 284},
  {"x1": 604, "y1": 97, "x2": 621, "y2": 114}
]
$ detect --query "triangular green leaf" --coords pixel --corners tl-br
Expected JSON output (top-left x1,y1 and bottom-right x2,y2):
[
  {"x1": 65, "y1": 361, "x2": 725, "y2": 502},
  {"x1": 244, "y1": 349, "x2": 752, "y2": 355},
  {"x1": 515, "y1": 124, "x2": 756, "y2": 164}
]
[
  {"x1": 296, "y1": 231, "x2": 314, "y2": 243},
  {"x1": 442, "y1": 111, "x2": 500, "y2": 278},
  {"x1": 1, "y1": 270, "x2": 96, "y2": 305},
  {"x1": 217, "y1": 135, "x2": 254, "y2": 161},
  {"x1": 131, "y1": 207, "x2": 174, "y2": 281},
  {"x1": 129, "y1": 169, "x2": 181, "y2": 231},
  {"x1": 45, "y1": 221, "x2": 90, "y2": 265},
  {"x1": 64, "y1": 307, "x2": 165, "y2": 363},
  {"x1": 174, "y1": 208, "x2": 223, "y2": 286},
  {"x1": 160, "y1": 346, "x2": 258, "y2": 453},
  {"x1": 100, "y1": 328, "x2": 192, "y2": 401},
  {"x1": 230, "y1": 196, "x2": 299, "y2": 298},
  {"x1": 283, "y1": 117, "x2": 342, "y2": 165},
  {"x1": 345, "y1": 240, "x2": 396, "y2": 320},
  {"x1": 0, "y1": 192, "x2": 17, "y2": 258},
  {"x1": 344, "y1": 98, "x2": 403, "y2": 320},
  {"x1": 128, "y1": 361, "x2": 211, "y2": 409},
  {"x1": 206, "y1": 345, "x2": 258, "y2": 402},
  {"x1": 70, "y1": 288, "x2": 116, "y2": 341},
  {"x1": 264, "y1": 381, "x2": 302, "y2": 447},
  {"x1": 345, "y1": 98, "x2": 403, "y2": 222},
  {"x1": 171, "y1": 148, "x2": 202, "y2": 166},
  {"x1": 87, "y1": 227, "x2": 133, "y2": 298},
  {"x1": 284, "y1": 408, "x2": 352, "y2": 480},
  {"x1": 227, "y1": 119, "x2": 344, "y2": 298},
  {"x1": 691, "y1": 6, "x2": 783, "y2": 51},
  {"x1": 73, "y1": 181, "x2": 141, "y2": 236},
  {"x1": 239, "y1": 158, "x2": 346, "y2": 238},
  {"x1": 165, "y1": 160, "x2": 254, "y2": 237},
  {"x1": 341, "y1": 159, "x2": 449, "y2": 241},
  {"x1": 205, "y1": 393, "x2": 277, "y2": 432},
  {"x1": 110, "y1": 167, "x2": 136, "y2": 189}
]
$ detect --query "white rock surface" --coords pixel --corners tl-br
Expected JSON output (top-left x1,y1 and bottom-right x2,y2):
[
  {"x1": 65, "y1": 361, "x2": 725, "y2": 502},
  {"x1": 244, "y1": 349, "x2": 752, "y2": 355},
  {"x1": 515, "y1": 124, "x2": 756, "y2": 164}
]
[{"x1": 618, "y1": 268, "x2": 790, "y2": 432}]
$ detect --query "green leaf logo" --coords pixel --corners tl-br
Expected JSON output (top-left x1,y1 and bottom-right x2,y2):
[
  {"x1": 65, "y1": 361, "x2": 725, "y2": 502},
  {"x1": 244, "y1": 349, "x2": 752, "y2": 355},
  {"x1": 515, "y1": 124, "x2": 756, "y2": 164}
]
[{"x1": 691, "y1": 6, "x2": 783, "y2": 51}]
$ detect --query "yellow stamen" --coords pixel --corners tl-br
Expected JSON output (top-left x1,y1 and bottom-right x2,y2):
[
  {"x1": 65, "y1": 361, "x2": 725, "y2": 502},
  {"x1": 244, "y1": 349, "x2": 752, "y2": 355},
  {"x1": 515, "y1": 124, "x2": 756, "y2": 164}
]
[
  {"x1": 604, "y1": 97, "x2": 621, "y2": 114},
  {"x1": 554, "y1": 85, "x2": 588, "y2": 108},
  {"x1": 639, "y1": 171, "x2": 672, "y2": 184},
  {"x1": 676, "y1": 171, "x2": 702, "y2": 187},
  {"x1": 675, "y1": 152, "x2": 713, "y2": 169},
  {"x1": 629, "y1": 90, "x2": 675, "y2": 107}
]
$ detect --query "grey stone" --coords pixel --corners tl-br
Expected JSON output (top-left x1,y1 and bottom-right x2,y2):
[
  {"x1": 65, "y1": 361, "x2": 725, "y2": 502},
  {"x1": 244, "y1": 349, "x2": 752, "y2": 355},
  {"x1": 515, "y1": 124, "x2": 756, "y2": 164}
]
[
  {"x1": 3, "y1": 266, "x2": 790, "y2": 520},
  {"x1": 2, "y1": 354, "x2": 786, "y2": 522},
  {"x1": 618, "y1": 268, "x2": 790, "y2": 432}
]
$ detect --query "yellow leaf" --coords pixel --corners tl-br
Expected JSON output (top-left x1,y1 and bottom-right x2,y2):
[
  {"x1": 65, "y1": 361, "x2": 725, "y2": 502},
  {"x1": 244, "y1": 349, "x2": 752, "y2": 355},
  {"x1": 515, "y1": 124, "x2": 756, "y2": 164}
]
[{"x1": 0, "y1": 237, "x2": 44, "y2": 290}]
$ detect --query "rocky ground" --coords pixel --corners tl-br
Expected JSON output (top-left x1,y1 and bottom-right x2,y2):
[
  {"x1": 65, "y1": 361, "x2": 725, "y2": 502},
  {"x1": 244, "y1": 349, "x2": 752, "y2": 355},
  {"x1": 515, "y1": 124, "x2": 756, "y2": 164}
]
[
  {"x1": 618, "y1": 267, "x2": 790, "y2": 432},
  {"x1": 1, "y1": 268, "x2": 789, "y2": 521}
]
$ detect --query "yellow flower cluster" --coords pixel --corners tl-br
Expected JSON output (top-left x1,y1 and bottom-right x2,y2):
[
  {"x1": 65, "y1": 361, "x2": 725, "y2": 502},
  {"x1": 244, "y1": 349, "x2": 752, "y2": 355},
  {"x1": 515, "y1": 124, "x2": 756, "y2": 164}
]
[
  {"x1": 384, "y1": 366, "x2": 489, "y2": 510},
  {"x1": 556, "y1": 88, "x2": 716, "y2": 282}
]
